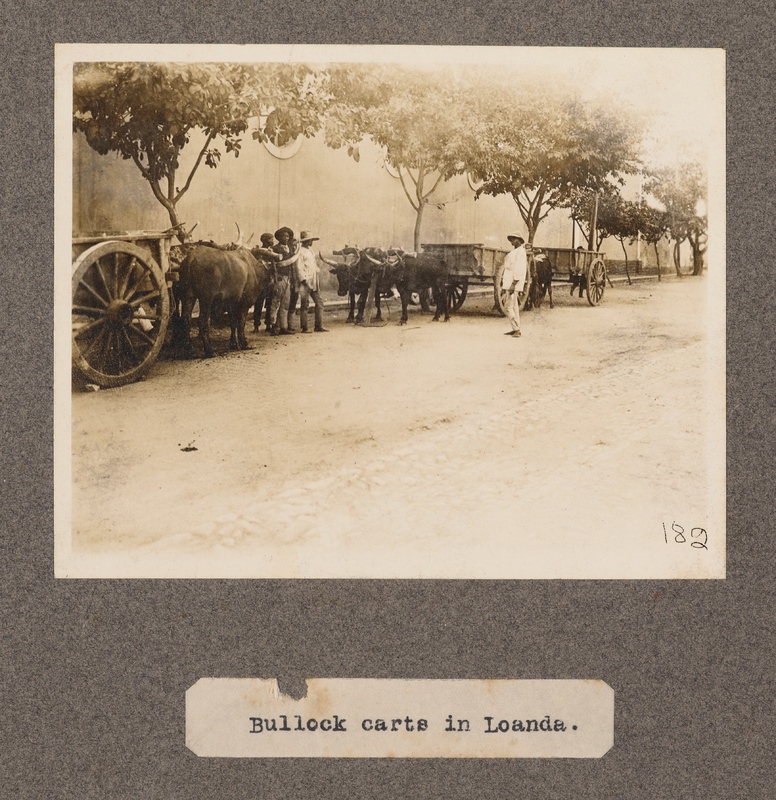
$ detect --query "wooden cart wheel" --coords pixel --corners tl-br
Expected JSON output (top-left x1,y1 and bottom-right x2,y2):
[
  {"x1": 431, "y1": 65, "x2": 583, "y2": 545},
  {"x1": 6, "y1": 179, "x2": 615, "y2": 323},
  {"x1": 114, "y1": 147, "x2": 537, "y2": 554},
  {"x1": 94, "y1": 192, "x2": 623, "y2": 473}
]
[
  {"x1": 72, "y1": 241, "x2": 170, "y2": 387},
  {"x1": 447, "y1": 277, "x2": 469, "y2": 312},
  {"x1": 586, "y1": 258, "x2": 606, "y2": 306}
]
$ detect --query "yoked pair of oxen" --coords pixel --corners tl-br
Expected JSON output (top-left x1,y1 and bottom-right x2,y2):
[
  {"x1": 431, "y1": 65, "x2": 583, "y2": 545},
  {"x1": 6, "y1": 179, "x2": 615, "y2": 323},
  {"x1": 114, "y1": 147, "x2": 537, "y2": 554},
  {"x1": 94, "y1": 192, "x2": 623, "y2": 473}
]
[
  {"x1": 174, "y1": 234, "x2": 450, "y2": 358},
  {"x1": 318, "y1": 246, "x2": 450, "y2": 326}
]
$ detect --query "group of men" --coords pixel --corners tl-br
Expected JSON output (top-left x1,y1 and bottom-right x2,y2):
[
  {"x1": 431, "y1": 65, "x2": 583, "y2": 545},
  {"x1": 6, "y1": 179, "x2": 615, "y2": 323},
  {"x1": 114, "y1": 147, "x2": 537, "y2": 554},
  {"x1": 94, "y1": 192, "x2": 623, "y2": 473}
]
[
  {"x1": 253, "y1": 228, "x2": 528, "y2": 339},
  {"x1": 253, "y1": 227, "x2": 328, "y2": 335}
]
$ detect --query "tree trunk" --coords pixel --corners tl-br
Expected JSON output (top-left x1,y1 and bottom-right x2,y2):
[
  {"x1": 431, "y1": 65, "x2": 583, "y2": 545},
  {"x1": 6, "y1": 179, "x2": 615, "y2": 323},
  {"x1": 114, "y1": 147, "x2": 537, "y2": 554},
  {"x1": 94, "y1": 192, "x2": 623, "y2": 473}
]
[
  {"x1": 618, "y1": 238, "x2": 632, "y2": 285},
  {"x1": 148, "y1": 178, "x2": 188, "y2": 243},
  {"x1": 413, "y1": 202, "x2": 426, "y2": 253},
  {"x1": 654, "y1": 242, "x2": 662, "y2": 282},
  {"x1": 690, "y1": 234, "x2": 705, "y2": 275},
  {"x1": 166, "y1": 204, "x2": 189, "y2": 244},
  {"x1": 673, "y1": 241, "x2": 683, "y2": 277}
]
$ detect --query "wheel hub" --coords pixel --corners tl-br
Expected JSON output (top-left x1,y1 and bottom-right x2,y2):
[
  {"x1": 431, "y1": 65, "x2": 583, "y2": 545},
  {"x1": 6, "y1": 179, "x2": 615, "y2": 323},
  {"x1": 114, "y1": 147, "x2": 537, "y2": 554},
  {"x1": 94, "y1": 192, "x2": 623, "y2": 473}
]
[{"x1": 106, "y1": 299, "x2": 134, "y2": 326}]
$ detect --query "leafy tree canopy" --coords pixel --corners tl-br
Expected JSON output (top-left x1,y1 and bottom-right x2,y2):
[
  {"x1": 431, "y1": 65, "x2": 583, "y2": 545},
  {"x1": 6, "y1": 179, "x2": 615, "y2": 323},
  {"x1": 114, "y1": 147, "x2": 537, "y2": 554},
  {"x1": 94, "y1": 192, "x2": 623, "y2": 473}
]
[
  {"x1": 324, "y1": 64, "x2": 473, "y2": 250},
  {"x1": 462, "y1": 85, "x2": 644, "y2": 244},
  {"x1": 644, "y1": 162, "x2": 707, "y2": 274},
  {"x1": 73, "y1": 62, "x2": 328, "y2": 238}
]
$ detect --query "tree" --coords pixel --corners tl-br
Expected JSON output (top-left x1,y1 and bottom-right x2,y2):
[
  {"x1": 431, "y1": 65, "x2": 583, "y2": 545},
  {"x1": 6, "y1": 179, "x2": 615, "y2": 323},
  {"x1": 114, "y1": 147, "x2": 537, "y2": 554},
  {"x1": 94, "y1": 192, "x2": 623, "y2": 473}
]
[
  {"x1": 644, "y1": 162, "x2": 708, "y2": 275},
  {"x1": 324, "y1": 64, "x2": 470, "y2": 252},
  {"x1": 631, "y1": 201, "x2": 669, "y2": 280},
  {"x1": 563, "y1": 183, "x2": 624, "y2": 251},
  {"x1": 461, "y1": 87, "x2": 644, "y2": 245},
  {"x1": 597, "y1": 195, "x2": 643, "y2": 284},
  {"x1": 73, "y1": 62, "x2": 328, "y2": 241}
]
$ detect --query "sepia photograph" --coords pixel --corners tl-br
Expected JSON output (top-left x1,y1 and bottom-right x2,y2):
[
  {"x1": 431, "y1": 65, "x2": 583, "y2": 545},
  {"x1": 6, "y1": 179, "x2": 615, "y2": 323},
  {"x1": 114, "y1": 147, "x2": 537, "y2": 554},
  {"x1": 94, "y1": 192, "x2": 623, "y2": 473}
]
[{"x1": 55, "y1": 44, "x2": 725, "y2": 578}]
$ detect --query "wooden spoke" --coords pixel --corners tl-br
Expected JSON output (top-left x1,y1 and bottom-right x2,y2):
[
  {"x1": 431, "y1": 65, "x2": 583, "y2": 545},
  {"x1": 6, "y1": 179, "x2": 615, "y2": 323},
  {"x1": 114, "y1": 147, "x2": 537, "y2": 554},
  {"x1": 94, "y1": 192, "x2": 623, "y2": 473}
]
[
  {"x1": 73, "y1": 304, "x2": 105, "y2": 318},
  {"x1": 102, "y1": 328, "x2": 116, "y2": 374},
  {"x1": 126, "y1": 322, "x2": 157, "y2": 347},
  {"x1": 117, "y1": 256, "x2": 137, "y2": 300},
  {"x1": 120, "y1": 327, "x2": 142, "y2": 365},
  {"x1": 73, "y1": 316, "x2": 106, "y2": 339},
  {"x1": 124, "y1": 261, "x2": 151, "y2": 299},
  {"x1": 129, "y1": 289, "x2": 162, "y2": 307},
  {"x1": 94, "y1": 258, "x2": 114, "y2": 302},
  {"x1": 113, "y1": 251, "x2": 121, "y2": 299},
  {"x1": 447, "y1": 279, "x2": 468, "y2": 312},
  {"x1": 80, "y1": 324, "x2": 108, "y2": 359},
  {"x1": 78, "y1": 278, "x2": 109, "y2": 307}
]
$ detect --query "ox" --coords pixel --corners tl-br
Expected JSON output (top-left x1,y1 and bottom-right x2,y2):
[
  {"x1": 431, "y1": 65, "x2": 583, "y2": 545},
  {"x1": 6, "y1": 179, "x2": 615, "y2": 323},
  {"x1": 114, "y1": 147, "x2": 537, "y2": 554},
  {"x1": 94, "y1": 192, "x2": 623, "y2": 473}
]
[
  {"x1": 320, "y1": 246, "x2": 392, "y2": 323},
  {"x1": 386, "y1": 249, "x2": 450, "y2": 324},
  {"x1": 178, "y1": 239, "x2": 272, "y2": 358},
  {"x1": 526, "y1": 252, "x2": 554, "y2": 310}
]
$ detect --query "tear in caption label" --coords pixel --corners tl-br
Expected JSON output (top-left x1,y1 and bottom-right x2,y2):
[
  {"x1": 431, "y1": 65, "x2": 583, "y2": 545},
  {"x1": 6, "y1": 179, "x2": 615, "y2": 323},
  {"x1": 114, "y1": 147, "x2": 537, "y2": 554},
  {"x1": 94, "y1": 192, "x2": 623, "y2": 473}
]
[{"x1": 186, "y1": 679, "x2": 614, "y2": 758}]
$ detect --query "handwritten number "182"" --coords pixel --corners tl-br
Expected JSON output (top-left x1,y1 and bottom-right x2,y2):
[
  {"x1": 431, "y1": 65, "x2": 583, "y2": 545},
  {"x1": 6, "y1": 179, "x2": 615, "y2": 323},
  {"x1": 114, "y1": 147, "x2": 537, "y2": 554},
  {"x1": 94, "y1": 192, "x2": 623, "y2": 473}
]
[{"x1": 663, "y1": 522, "x2": 708, "y2": 550}]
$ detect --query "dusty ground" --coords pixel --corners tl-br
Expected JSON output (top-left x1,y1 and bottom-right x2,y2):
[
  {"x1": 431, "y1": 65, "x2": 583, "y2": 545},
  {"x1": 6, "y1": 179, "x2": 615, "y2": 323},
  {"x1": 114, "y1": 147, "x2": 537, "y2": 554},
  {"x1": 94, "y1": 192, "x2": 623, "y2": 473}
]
[{"x1": 66, "y1": 276, "x2": 724, "y2": 578}]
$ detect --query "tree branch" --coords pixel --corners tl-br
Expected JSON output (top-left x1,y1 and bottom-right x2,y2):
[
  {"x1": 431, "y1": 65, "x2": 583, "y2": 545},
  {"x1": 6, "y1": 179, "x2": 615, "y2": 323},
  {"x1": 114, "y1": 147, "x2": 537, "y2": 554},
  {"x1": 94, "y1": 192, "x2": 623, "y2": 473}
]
[
  {"x1": 423, "y1": 170, "x2": 445, "y2": 201},
  {"x1": 175, "y1": 131, "x2": 216, "y2": 204},
  {"x1": 514, "y1": 192, "x2": 530, "y2": 220},
  {"x1": 131, "y1": 151, "x2": 171, "y2": 210},
  {"x1": 537, "y1": 206, "x2": 553, "y2": 224},
  {"x1": 531, "y1": 187, "x2": 546, "y2": 230},
  {"x1": 129, "y1": 151, "x2": 152, "y2": 183},
  {"x1": 398, "y1": 168, "x2": 420, "y2": 211},
  {"x1": 415, "y1": 162, "x2": 426, "y2": 205},
  {"x1": 167, "y1": 166, "x2": 176, "y2": 203}
]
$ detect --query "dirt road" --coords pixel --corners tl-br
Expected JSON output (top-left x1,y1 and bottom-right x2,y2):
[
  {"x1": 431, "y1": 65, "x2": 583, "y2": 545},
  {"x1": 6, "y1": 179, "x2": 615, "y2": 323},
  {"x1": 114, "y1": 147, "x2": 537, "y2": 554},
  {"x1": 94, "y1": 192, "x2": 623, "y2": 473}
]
[{"x1": 67, "y1": 277, "x2": 724, "y2": 579}]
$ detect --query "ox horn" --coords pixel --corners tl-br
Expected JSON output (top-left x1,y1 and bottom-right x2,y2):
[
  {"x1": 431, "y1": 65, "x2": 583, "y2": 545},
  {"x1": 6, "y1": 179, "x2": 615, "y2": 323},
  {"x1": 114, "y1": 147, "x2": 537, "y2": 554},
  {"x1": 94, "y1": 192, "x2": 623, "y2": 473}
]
[
  {"x1": 363, "y1": 251, "x2": 383, "y2": 266},
  {"x1": 318, "y1": 252, "x2": 341, "y2": 268},
  {"x1": 234, "y1": 222, "x2": 244, "y2": 247}
]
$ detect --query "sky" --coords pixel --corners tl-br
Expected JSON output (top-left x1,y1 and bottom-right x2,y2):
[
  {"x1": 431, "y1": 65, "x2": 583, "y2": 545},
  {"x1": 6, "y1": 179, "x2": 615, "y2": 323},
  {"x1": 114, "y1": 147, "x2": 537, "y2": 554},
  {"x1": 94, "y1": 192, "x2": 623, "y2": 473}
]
[{"x1": 65, "y1": 44, "x2": 725, "y2": 170}]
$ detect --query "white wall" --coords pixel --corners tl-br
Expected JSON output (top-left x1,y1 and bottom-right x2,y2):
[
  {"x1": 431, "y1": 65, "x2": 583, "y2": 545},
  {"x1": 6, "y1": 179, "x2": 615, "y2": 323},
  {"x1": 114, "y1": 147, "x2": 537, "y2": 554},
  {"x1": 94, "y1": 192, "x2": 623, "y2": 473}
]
[{"x1": 74, "y1": 130, "x2": 576, "y2": 254}]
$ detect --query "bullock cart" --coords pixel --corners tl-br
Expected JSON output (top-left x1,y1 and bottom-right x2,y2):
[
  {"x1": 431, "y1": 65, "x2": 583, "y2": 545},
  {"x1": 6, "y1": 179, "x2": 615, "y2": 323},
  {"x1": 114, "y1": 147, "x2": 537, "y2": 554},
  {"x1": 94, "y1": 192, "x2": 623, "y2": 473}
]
[
  {"x1": 533, "y1": 247, "x2": 607, "y2": 307},
  {"x1": 71, "y1": 230, "x2": 175, "y2": 387},
  {"x1": 420, "y1": 242, "x2": 607, "y2": 315},
  {"x1": 420, "y1": 242, "x2": 527, "y2": 315}
]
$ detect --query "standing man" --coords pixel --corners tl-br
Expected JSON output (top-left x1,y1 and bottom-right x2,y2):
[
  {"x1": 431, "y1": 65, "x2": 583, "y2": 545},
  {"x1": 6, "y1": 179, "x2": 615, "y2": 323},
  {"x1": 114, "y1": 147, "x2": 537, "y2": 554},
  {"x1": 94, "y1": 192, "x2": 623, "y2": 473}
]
[
  {"x1": 268, "y1": 226, "x2": 297, "y2": 336},
  {"x1": 253, "y1": 232, "x2": 278, "y2": 333},
  {"x1": 296, "y1": 231, "x2": 328, "y2": 333},
  {"x1": 502, "y1": 234, "x2": 528, "y2": 338}
]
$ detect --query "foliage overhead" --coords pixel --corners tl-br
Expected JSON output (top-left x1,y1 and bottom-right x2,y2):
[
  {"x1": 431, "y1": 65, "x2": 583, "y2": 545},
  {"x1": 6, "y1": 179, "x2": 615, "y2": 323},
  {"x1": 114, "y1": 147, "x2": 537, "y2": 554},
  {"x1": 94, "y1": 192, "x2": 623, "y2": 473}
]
[
  {"x1": 73, "y1": 62, "x2": 328, "y2": 238},
  {"x1": 644, "y1": 162, "x2": 707, "y2": 243},
  {"x1": 644, "y1": 162, "x2": 708, "y2": 273},
  {"x1": 324, "y1": 64, "x2": 473, "y2": 250},
  {"x1": 461, "y1": 85, "x2": 644, "y2": 243},
  {"x1": 563, "y1": 183, "x2": 626, "y2": 250},
  {"x1": 630, "y1": 200, "x2": 670, "y2": 248}
]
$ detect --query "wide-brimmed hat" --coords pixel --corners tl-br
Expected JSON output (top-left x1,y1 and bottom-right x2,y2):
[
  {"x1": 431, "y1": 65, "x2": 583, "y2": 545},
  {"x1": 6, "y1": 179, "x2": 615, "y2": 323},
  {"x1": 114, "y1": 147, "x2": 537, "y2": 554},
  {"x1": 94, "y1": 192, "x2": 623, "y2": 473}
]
[
  {"x1": 274, "y1": 226, "x2": 294, "y2": 240},
  {"x1": 299, "y1": 230, "x2": 320, "y2": 242},
  {"x1": 507, "y1": 234, "x2": 525, "y2": 243}
]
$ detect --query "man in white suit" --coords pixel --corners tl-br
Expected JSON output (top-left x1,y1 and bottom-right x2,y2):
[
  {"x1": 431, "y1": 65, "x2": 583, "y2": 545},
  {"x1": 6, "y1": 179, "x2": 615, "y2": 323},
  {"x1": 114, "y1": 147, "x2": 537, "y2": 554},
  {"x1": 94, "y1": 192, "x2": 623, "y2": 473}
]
[{"x1": 501, "y1": 234, "x2": 528, "y2": 337}]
